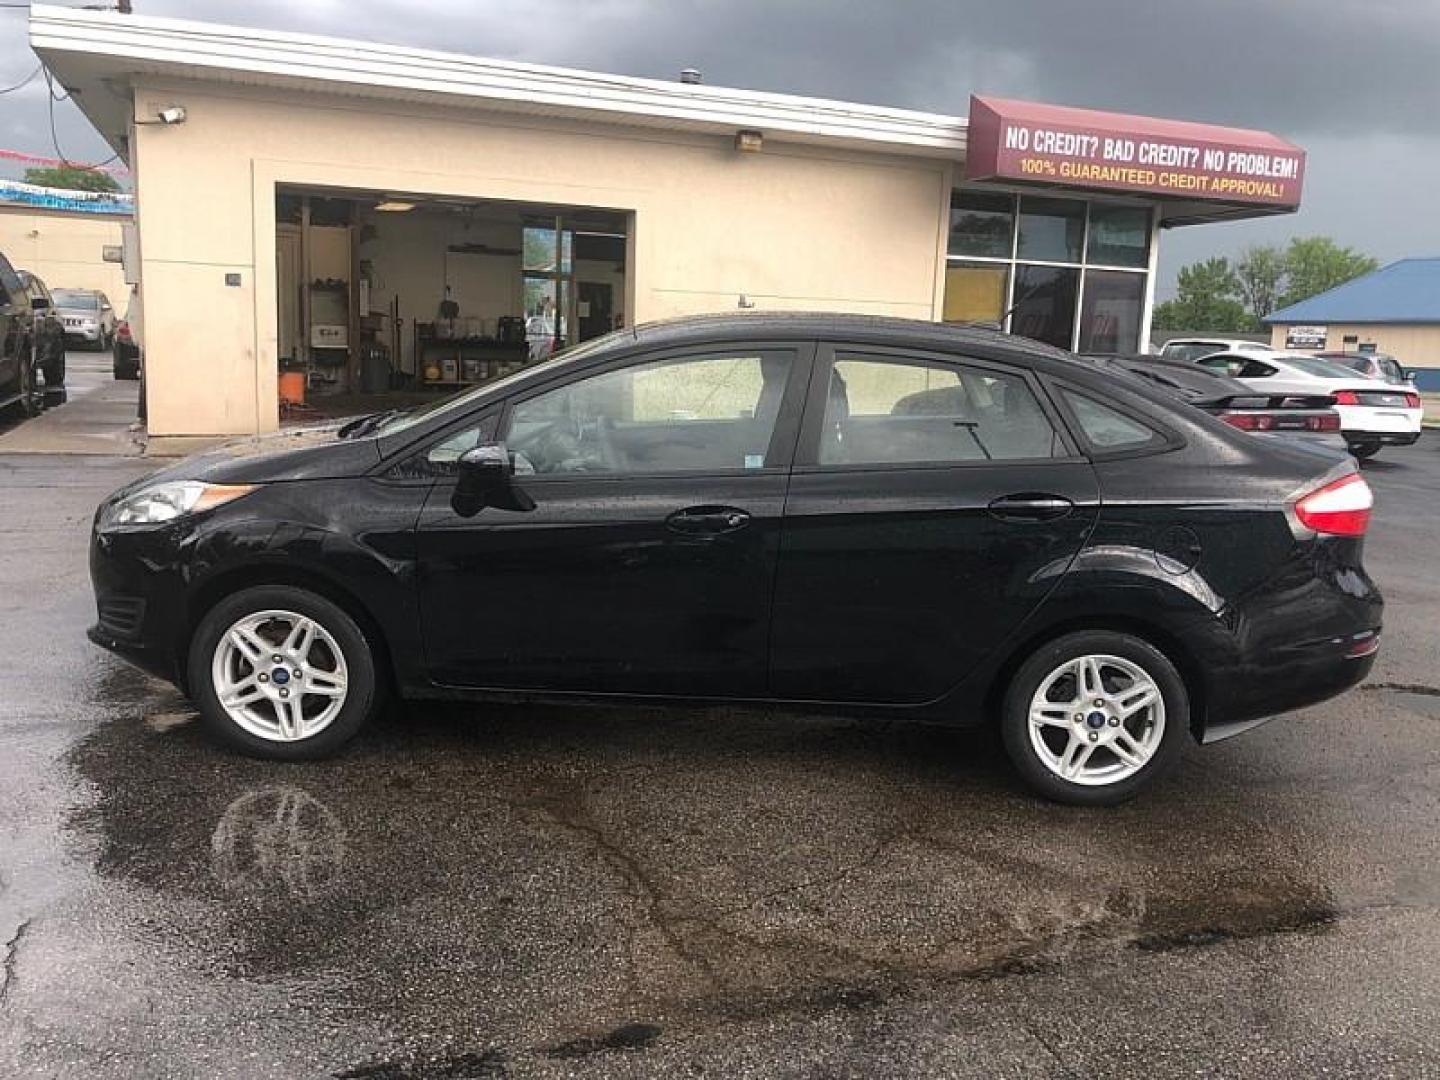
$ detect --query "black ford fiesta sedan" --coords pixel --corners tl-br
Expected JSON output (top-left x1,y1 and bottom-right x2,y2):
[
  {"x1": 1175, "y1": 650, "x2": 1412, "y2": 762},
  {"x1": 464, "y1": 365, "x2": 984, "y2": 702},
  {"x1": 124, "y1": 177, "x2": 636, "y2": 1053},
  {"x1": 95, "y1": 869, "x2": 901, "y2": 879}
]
[{"x1": 89, "y1": 314, "x2": 1381, "y2": 804}]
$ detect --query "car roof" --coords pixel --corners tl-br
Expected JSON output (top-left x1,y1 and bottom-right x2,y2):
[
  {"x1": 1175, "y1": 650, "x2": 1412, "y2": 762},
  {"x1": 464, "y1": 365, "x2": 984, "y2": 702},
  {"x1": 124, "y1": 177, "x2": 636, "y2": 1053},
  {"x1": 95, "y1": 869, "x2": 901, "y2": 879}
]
[
  {"x1": 604, "y1": 311, "x2": 1080, "y2": 373},
  {"x1": 1163, "y1": 337, "x2": 1268, "y2": 349}
]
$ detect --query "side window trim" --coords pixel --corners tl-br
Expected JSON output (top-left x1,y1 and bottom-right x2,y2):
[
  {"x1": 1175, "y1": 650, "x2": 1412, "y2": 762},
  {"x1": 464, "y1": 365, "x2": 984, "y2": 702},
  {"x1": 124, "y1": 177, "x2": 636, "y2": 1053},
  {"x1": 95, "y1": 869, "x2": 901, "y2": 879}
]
[
  {"x1": 793, "y1": 342, "x2": 1082, "y2": 470},
  {"x1": 495, "y1": 340, "x2": 815, "y2": 479}
]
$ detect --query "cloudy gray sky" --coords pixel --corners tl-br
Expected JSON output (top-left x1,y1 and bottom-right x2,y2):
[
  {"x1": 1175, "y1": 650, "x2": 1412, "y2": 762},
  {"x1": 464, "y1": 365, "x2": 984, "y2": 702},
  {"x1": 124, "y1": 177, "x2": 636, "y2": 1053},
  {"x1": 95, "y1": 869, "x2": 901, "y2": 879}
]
[{"x1": 3, "y1": 0, "x2": 1439, "y2": 293}]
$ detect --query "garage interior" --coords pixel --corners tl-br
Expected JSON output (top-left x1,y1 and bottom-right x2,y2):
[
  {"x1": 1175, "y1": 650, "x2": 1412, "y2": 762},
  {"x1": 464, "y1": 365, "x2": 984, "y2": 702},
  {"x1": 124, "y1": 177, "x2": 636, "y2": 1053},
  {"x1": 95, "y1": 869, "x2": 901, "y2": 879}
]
[{"x1": 274, "y1": 186, "x2": 630, "y2": 417}]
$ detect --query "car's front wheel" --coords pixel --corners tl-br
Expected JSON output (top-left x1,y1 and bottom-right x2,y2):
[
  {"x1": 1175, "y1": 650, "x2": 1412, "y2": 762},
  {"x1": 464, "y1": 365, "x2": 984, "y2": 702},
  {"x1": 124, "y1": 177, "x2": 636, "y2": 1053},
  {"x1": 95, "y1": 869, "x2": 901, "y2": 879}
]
[
  {"x1": 1001, "y1": 630, "x2": 1189, "y2": 805},
  {"x1": 188, "y1": 585, "x2": 382, "y2": 759}
]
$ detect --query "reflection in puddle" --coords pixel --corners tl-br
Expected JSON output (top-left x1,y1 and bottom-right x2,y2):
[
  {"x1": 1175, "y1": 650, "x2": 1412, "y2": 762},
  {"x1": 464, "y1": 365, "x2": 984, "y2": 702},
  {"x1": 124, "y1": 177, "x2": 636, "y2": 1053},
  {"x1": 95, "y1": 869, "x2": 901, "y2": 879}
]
[{"x1": 211, "y1": 786, "x2": 347, "y2": 902}]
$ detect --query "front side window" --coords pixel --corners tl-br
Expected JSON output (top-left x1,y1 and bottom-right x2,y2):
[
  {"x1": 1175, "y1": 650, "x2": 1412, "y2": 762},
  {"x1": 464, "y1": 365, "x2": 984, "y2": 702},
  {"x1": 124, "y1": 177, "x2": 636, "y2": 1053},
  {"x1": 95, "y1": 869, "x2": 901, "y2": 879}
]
[
  {"x1": 505, "y1": 350, "x2": 793, "y2": 475},
  {"x1": 820, "y1": 354, "x2": 1061, "y2": 465}
]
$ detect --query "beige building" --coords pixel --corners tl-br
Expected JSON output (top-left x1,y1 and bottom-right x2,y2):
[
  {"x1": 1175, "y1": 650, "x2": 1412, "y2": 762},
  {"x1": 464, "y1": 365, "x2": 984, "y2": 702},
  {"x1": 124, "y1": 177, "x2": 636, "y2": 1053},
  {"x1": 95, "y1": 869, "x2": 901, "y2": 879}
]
[
  {"x1": 0, "y1": 203, "x2": 129, "y2": 302},
  {"x1": 32, "y1": 5, "x2": 1307, "y2": 442},
  {"x1": 1263, "y1": 258, "x2": 1440, "y2": 389}
]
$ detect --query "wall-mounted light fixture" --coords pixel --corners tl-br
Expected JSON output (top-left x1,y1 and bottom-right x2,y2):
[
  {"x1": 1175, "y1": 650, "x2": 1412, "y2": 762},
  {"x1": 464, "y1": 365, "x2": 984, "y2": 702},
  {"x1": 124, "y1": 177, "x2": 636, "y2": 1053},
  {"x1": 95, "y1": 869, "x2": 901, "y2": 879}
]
[
  {"x1": 735, "y1": 129, "x2": 764, "y2": 153},
  {"x1": 135, "y1": 105, "x2": 187, "y2": 126},
  {"x1": 374, "y1": 201, "x2": 416, "y2": 212}
]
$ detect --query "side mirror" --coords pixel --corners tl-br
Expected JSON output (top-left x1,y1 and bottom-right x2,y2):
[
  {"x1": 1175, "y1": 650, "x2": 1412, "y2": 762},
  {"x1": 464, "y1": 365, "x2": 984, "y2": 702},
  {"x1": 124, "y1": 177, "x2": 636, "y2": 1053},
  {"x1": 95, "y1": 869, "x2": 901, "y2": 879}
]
[
  {"x1": 31, "y1": 296, "x2": 48, "y2": 311},
  {"x1": 452, "y1": 442, "x2": 534, "y2": 516},
  {"x1": 1405, "y1": 369, "x2": 1418, "y2": 383}
]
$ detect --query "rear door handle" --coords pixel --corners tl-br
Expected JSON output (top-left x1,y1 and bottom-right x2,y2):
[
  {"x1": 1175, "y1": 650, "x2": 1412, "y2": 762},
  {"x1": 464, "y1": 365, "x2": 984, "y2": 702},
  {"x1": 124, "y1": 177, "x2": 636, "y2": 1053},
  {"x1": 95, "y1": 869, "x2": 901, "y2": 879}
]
[
  {"x1": 987, "y1": 494, "x2": 1075, "y2": 522},
  {"x1": 665, "y1": 505, "x2": 752, "y2": 535}
]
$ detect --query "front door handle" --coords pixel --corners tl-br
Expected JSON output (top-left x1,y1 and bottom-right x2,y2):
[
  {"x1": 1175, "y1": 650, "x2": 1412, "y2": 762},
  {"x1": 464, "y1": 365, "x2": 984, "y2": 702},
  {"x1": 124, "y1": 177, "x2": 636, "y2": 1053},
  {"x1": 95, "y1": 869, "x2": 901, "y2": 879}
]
[
  {"x1": 987, "y1": 493, "x2": 1075, "y2": 522},
  {"x1": 666, "y1": 505, "x2": 752, "y2": 535}
]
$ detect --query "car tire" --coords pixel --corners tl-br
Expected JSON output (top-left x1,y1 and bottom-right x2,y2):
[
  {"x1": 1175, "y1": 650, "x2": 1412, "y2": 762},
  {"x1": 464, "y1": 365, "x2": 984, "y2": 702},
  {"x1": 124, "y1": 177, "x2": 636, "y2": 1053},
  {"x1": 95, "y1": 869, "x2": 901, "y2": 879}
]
[
  {"x1": 1350, "y1": 443, "x2": 1380, "y2": 461},
  {"x1": 1000, "y1": 630, "x2": 1190, "y2": 806},
  {"x1": 15, "y1": 351, "x2": 42, "y2": 417},
  {"x1": 41, "y1": 348, "x2": 65, "y2": 388},
  {"x1": 188, "y1": 585, "x2": 384, "y2": 761}
]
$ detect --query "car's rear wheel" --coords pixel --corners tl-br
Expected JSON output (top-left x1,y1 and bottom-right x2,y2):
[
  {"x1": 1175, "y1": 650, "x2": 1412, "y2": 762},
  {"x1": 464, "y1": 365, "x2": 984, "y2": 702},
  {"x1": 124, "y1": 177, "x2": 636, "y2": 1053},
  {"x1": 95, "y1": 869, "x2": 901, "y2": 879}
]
[
  {"x1": 1001, "y1": 630, "x2": 1189, "y2": 805},
  {"x1": 188, "y1": 586, "x2": 381, "y2": 760},
  {"x1": 1350, "y1": 442, "x2": 1380, "y2": 460}
]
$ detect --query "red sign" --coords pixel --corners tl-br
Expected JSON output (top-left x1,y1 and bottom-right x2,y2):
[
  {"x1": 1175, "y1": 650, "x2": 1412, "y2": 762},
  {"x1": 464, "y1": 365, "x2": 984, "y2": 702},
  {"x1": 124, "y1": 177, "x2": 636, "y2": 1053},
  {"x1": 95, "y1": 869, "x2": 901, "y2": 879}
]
[{"x1": 965, "y1": 96, "x2": 1304, "y2": 207}]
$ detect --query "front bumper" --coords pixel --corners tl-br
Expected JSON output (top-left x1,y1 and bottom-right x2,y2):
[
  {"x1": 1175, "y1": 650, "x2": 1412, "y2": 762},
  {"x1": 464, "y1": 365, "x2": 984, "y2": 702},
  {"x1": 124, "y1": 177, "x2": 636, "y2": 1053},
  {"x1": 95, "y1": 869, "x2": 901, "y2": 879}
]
[
  {"x1": 64, "y1": 325, "x2": 102, "y2": 343},
  {"x1": 88, "y1": 520, "x2": 192, "y2": 685}
]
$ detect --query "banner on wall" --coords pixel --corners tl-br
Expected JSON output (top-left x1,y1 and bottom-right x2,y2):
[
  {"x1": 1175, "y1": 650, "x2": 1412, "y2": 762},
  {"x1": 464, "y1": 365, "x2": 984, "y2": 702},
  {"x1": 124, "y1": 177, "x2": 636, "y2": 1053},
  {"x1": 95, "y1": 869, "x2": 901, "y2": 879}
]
[
  {"x1": 0, "y1": 179, "x2": 134, "y2": 215},
  {"x1": 965, "y1": 96, "x2": 1305, "y2": 209},
  {"x1": 1284, "y1": 325, "x2": 1328, "y2": 349}
]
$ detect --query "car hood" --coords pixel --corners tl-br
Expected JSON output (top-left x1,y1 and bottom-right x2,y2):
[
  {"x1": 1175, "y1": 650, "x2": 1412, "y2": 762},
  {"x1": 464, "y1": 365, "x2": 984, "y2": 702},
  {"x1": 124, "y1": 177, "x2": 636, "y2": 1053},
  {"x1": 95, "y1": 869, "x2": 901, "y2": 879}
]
[
  {"x1": 55, "y1": 307, "x2": 99, "y2": 319},
  {"x1": 142, "y1": 422, "x2": 382, "y2": 486}
]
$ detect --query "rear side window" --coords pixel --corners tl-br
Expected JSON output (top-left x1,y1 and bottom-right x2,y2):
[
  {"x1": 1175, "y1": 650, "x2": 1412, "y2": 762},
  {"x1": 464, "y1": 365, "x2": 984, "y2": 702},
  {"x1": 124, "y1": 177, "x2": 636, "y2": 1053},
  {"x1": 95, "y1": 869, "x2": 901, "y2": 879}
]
[
  {"x1": 1060, "y1": 390, "x2": 1162, "y2": 451},
  {"x1": 819, "y1": 354, "x2": 1062, "y2": 465}
]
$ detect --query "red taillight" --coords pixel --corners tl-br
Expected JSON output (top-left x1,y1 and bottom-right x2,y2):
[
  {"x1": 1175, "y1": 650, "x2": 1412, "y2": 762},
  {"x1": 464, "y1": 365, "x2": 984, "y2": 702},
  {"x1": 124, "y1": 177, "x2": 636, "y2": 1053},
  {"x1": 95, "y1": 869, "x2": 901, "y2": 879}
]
[
  {"x1": 1309, "y1": 413, "x2": 1341, "y2": 432},
  {"x1": 1405, "y1": 392, "x2": 1421, "y2": 409},
  {"x1": 1218, "y1": 411, "x2": 1274, "y2": 431},
  {"x1": 1294, "y1": 473, "x2": 1373, "y2": 537},
  {"x1": 1332, "y1": 390, "x2": 1361, "y2": 406}
]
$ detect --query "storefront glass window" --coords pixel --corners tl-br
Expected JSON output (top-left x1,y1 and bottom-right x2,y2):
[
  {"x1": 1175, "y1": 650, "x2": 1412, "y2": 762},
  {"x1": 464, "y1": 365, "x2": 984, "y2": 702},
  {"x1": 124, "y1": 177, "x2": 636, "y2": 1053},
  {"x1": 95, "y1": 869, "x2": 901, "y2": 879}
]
[
  {"x1": 942, "y1": 262, "x2": 1009, "y2": 326},
  {"x1": 942, "y1": 188, "x2": 1152, "y2": 351},
  {"x1": 1078, "y1": 270, "x2": 1145, "y2": 353},
  {"x1": 1011, "y1": 265, "x2": 1079, "y2": 349},
  {"x1": 1087, "y1": 205, "x2": 1150, "y2": 268},
  {"x1": 948, "y1": 192, "x2": 1014, "y2": 258},
  {"x1": 1017, "y1": 197, "x2": 1085, "y2": 263}
]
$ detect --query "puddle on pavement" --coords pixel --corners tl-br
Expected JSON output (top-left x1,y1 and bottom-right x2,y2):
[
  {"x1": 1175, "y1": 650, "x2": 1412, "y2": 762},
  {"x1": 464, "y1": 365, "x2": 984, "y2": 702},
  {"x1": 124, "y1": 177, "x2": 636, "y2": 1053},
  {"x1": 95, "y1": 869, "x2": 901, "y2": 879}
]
[{"x1": 63, "y1": 677, "x2": 1352, "y2": 1051}]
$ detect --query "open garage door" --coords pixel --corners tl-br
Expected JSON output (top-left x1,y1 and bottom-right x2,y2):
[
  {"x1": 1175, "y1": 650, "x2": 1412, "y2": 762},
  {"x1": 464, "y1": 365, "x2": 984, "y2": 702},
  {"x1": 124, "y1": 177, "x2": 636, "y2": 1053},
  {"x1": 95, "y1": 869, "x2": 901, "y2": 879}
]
[{"x1": 274, "y1": 186, "x2": 629, "y2": 421}]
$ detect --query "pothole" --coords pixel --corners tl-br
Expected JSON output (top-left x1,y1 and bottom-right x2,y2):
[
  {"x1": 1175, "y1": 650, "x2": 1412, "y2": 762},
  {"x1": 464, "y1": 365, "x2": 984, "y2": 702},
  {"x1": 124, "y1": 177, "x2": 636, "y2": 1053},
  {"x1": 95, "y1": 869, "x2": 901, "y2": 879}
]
[{"x1": 1364, "y1": 683, "x2": 1440, "y2": 718}]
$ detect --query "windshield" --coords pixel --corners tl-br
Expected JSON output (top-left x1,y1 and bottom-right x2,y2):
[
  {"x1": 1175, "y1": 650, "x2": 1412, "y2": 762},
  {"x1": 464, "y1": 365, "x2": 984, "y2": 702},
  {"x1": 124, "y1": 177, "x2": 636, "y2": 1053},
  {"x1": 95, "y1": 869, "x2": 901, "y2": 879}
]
[
  {"x1": 370, "y1": 332, "x2": 627, "y2": 438},
  {"x1": 1286, "y1": 356, "x2": 1369, "y2": 379},
  {"x1": 53, "y1": 290, "x2": 98, "y2": 310}
]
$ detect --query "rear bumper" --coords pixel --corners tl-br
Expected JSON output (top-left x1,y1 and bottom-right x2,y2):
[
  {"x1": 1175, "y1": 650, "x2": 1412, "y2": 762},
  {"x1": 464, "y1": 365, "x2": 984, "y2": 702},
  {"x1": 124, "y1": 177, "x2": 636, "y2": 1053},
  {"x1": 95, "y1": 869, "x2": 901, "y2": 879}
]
[
  {"x1": 1199, "y1": 536, "x2": 1382, "y2": 737},
  {"x1": 1201, "y1": 637, "x2": 1378, "y2": 743},
  {"x1": 1346, "y1": 430, "x2": 1421, "y2": 448}
]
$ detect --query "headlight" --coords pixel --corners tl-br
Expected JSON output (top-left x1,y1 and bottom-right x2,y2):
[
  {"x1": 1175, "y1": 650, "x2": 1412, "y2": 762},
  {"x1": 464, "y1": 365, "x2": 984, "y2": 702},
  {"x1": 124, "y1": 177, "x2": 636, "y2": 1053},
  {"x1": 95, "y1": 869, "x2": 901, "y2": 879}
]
[{"x1": 102, "y1": 480, "x2": 257, "y2": 528}]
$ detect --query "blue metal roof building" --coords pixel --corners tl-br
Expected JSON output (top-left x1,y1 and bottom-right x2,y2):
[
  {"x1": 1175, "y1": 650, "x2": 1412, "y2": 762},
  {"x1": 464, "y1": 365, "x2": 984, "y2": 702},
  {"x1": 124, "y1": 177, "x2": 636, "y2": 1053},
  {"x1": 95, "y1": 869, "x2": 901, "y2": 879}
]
[
  {"x1": 1265, "y1": 258, "x2": 1440, "y2": 325},
  {"x1": 1264, "y1": 258, "x2": 1440, "y2": 390}
]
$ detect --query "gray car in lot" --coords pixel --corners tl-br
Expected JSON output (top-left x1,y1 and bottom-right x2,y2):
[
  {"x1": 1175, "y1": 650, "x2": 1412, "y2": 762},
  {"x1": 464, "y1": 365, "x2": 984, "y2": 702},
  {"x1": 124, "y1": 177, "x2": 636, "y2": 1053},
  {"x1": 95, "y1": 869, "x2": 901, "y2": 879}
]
[{"x1": 51, "y1": 288, "x2": 117, "y2": 349}]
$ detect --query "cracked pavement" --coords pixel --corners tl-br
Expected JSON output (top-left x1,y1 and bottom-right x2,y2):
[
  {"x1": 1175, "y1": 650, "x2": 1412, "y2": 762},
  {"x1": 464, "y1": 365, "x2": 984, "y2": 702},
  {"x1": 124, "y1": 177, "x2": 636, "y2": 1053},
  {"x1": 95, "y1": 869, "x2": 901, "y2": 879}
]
[{"x1": 1, "y1": 372, "x2": 1439, "y2": 1077}]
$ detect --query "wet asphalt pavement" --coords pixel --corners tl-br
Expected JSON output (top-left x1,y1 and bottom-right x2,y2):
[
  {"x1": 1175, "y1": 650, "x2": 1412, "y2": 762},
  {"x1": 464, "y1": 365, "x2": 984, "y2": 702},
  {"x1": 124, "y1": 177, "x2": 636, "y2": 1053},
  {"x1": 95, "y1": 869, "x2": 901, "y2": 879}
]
[{"x1": 2, "y1": 378, "x2": 1439, "y2": 1076}]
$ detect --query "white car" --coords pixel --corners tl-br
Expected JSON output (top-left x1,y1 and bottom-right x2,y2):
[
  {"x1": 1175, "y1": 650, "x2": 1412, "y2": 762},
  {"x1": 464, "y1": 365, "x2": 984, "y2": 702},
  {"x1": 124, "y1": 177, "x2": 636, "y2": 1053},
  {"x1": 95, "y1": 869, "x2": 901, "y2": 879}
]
[
  {"x1": 1158, "y1": 337, "x2": 1272, "y2": 363},
  {"x1": 1196, "y1": 351, "x2": 1422, "y2": 459}
]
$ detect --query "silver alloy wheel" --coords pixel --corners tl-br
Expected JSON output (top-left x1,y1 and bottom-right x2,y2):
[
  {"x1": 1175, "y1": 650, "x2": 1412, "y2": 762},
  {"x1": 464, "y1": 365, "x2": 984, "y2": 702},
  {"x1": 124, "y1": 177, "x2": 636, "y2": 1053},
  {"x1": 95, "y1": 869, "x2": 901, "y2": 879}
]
[
  {"x1": 211, "y1": 609, "x2": 349, "y2": 743},
  {"x1": 1027, "y1": 653, "x2": 1166, "y2": 787}
]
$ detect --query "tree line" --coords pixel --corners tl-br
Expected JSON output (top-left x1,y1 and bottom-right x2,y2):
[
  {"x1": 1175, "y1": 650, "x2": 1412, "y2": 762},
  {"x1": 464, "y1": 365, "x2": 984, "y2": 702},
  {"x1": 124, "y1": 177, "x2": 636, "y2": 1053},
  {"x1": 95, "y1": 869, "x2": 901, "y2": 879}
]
[{"x1": 1154, "y1": 237, "x2": 1378, "y2": 332}]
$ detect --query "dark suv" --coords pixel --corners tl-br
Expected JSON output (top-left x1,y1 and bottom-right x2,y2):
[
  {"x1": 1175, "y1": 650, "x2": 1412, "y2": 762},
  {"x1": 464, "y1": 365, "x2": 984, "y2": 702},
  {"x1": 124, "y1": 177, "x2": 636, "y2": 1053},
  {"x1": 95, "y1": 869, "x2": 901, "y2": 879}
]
[{"x1": 0, "y1": 253, "x2": 55, "y2": 416}]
